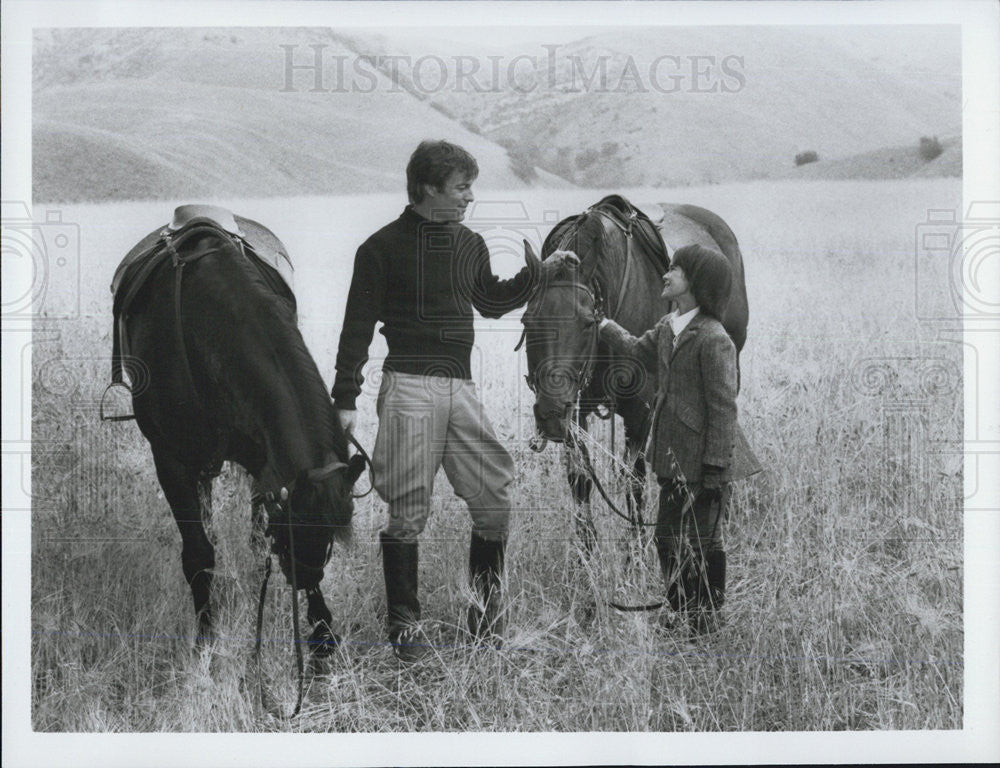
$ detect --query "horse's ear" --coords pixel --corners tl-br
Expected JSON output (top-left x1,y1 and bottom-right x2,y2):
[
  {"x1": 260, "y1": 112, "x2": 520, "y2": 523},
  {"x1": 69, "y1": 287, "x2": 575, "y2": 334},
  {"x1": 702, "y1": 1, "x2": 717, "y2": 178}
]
[{"x1": 524, "y1": 239, "x2": 541, "y2": 266}]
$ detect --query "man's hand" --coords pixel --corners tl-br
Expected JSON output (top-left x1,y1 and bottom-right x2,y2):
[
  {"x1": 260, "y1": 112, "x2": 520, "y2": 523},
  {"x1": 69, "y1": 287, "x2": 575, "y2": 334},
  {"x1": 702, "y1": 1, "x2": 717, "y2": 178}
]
[
  {"x1": 336, "y1": 408, "x2": 357, "y2": 435},
  {"x1": 549, "y1": 249, "x2": 581, "y2": 268}
]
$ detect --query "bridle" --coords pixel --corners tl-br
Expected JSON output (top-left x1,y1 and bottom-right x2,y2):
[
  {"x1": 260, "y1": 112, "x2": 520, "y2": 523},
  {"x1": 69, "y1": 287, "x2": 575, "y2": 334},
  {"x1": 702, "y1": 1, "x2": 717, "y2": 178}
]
[
  {"x1": 519, "y1": 279, "x2": 603, "y2": 402},
  {"x1": 518, "y1": 211, "x2": 669, "y2": 612}
]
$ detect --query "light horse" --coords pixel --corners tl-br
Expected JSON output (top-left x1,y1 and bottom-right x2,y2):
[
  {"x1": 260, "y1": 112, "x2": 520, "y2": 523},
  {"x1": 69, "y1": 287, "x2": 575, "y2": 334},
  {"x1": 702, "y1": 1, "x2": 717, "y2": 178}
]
[
  {"x1": 521, "y1": 195, "x2": 749, "y2": 549},
  {"x1": 111, "y1": 205, "x2": 366, "y2": 654}
]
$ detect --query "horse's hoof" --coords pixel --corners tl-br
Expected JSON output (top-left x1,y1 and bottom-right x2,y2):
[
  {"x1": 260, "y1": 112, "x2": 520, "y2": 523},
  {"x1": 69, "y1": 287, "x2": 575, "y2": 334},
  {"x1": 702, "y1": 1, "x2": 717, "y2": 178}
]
[
  {"x1": 307, "y1": 623, "x2": 342, "y2": 657},
  {"x1": 193, "y1": 623, "x2": 215, "y2": 649}
]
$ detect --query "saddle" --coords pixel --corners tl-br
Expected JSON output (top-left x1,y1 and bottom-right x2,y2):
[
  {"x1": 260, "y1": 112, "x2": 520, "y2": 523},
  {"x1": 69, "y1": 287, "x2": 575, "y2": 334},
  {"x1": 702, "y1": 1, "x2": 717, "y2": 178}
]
[
  {"x1": 588, "y1": 194, "x2": 671, "y2": 274},
  {"x1": 110, "y1": 205, "x2": 296, "y2": 386}
]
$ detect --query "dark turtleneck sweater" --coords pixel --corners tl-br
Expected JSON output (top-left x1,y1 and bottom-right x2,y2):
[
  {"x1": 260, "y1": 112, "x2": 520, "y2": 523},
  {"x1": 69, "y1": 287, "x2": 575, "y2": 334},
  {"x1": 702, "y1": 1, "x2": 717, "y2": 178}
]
[{"x1": 332, "y1": 206, "x2": 534, "y2": 410}]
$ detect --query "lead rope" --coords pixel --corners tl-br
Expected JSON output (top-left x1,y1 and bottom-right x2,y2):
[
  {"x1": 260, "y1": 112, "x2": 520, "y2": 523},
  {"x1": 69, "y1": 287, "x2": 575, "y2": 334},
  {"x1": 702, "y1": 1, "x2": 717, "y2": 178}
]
[{"x1": 253, "y1": 489, "x2": 305, "y2": 719}]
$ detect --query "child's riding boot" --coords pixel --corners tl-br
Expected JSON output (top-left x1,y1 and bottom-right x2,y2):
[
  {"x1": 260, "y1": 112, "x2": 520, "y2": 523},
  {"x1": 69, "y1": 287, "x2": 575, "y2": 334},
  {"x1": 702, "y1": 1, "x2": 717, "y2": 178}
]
[
  {"x1": 467, "y1": 533, "x2": 505, "y2": 645},
  {"x1": 380, "y1": 531, "x2": 430, "y2": 662},
  {"x1": 689, "y1": 548, "x2": 726, "y2": 635}
]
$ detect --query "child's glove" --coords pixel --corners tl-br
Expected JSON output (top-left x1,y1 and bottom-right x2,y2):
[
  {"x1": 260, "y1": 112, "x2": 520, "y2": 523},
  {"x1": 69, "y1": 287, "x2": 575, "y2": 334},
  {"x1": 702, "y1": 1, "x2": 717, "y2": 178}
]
[{"x1": 701, "y1": 463, "x2": 724, "y2": 492}]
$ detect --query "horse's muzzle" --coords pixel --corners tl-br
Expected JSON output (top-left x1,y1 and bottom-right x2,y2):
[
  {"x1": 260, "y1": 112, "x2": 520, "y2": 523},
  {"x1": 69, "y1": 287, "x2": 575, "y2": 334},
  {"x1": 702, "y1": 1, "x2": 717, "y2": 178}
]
[{"x1": 533, "y1": 401, "x2": 572, "y2": 442}]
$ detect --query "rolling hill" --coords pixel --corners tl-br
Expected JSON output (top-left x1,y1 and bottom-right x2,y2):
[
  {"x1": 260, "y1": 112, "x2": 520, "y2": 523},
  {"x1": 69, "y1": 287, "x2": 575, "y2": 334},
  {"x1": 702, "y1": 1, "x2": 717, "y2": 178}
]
[
  {"x1": 418, "y1": 25, "x2": 962, "y2": 186},
  {"x1": 32, "y1": 25, "x2": 961, "y2": 203},
  {"x1": 32, "y1": 28, "x2": 569, "y2": 203},
  {"x1": 776, "y1": 136, "x2": 962, "y2": 181}
]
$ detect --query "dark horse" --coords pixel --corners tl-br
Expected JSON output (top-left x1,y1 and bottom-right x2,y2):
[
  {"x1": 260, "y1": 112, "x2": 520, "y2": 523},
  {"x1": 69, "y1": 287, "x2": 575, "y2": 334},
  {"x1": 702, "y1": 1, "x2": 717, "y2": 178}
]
[
  {"x1": 521, "y1": 195, "x2": 749, "y2": 545},
  {"x1": 111, "y1": 205, "x2": 365, "y2": 652}
]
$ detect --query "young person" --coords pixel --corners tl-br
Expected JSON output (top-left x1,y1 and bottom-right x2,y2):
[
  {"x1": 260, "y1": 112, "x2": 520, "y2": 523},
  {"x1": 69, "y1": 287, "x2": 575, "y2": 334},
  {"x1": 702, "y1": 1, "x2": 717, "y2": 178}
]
[
  {"x1": 332, "y1": 140, "x2": 537, "y2": 661},
  {"x1": 599, "y1": 244, "x2": 760, "y2": 633}
]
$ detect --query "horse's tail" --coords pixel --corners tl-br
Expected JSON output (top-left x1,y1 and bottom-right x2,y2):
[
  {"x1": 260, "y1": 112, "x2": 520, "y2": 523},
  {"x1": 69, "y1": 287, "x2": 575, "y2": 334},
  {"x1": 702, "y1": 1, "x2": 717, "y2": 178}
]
[
  {"x1": 669, "y1": 204, "x2": 743, "y2": 263},
  {"x1": 666, "y1": 204, "x2": 749, "y2": 359}
]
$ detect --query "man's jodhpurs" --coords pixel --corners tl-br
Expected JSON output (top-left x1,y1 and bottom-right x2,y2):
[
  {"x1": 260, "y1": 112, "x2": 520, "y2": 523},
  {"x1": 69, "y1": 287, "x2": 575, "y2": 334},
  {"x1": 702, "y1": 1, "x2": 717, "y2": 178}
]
[{"x1": 372, "y1": 370, "x2": 514, "y2": 542}]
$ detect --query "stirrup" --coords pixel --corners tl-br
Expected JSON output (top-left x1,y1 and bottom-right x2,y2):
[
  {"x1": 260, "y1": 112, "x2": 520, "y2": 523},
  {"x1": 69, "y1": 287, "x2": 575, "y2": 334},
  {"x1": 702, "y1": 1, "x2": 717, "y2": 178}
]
[{"x1": 100, "y1": 381, "x2": 136, "y2": 422}]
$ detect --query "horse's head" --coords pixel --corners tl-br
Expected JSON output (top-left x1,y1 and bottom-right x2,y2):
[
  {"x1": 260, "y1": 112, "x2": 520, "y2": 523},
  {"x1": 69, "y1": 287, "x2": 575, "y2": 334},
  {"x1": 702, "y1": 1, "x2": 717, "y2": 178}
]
[
  {"x1": 521, "y1": 239, "x2": 600, "y2": 442},
  {"x1": 268, "y1": 453, "x2": 367, "y2": 590}
]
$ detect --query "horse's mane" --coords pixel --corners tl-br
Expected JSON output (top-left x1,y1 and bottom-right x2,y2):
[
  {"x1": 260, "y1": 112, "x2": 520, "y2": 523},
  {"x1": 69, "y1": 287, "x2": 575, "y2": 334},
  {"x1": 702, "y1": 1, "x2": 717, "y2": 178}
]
[
  {"x1": 541, "y1": 215, "x2": 583, "y2": 260},
  {"x1": 541, "y1": 199, "x2": 666, "y2": 309},
  {"x1": 540, "y1": 209, "x2": 626, "y2": 297}
]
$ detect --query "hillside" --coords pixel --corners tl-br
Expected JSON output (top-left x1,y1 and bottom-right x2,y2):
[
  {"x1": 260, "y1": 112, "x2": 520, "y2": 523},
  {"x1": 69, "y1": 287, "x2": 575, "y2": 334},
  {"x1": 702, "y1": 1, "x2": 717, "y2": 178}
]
[
  {"x1": 419, "y1": 25, "x2": 961, "y2": 186},
  {"x1": 32, "y1": 28, "x2": 569, "y2": 203},
  {"x1": 32, "y1": 25, "x2": 961, "y2": 202},
  {"x1": 776, "y1": 136, "x2": 962, "y2": 181}
]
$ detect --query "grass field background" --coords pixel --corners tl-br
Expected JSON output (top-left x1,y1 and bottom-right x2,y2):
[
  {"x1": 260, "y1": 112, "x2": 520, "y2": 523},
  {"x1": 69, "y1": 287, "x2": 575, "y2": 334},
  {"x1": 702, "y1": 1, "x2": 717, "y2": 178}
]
[{"x1": 29, "y1": 178, "x2": 963, "y2": 731}]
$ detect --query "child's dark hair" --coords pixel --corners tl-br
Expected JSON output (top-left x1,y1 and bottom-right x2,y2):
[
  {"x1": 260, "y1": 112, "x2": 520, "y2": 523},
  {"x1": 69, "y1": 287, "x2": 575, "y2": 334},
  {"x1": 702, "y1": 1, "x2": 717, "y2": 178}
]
[
  {"x1": 406, "y1": 140, "x2": 479, "y2": 203},
  {"x1": 670, "y1": 244, "x2": 733, "y2": 320}
]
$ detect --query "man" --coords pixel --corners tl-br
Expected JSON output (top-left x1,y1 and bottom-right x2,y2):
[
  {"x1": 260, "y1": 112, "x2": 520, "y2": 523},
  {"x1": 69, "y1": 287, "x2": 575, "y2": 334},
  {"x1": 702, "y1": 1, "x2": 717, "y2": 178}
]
[{"x1": 332, "y1": 139, "x2": 536, "y2": 661}]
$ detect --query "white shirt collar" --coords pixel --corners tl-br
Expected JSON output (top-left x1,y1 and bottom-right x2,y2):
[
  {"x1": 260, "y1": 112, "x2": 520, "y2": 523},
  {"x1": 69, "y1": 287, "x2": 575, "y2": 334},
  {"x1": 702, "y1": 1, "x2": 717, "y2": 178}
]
[{"x1": 669, "y1": 306, "x2": 700, "y2": 338}]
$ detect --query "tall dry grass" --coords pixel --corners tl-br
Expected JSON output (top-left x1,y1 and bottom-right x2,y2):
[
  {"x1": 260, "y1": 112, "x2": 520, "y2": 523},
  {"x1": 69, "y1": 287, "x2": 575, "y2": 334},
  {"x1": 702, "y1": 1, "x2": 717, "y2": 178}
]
[{"x1": 30, "y1": 179, "x2": 962, "y2": 731}]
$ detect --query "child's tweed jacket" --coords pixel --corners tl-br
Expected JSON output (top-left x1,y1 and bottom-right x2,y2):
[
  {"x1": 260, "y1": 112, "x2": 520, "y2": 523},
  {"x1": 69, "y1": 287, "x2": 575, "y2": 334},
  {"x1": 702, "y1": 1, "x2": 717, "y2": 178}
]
[{"x1": 601, "y1": 312, "x2": 760, "y2": 486}]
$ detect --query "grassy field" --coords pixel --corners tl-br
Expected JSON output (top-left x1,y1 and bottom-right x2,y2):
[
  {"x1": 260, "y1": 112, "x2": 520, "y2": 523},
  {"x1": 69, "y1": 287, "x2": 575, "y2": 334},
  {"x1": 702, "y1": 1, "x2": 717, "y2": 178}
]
[{"x1": 29, "y1": 179, "x2": 963, "y2": 732}]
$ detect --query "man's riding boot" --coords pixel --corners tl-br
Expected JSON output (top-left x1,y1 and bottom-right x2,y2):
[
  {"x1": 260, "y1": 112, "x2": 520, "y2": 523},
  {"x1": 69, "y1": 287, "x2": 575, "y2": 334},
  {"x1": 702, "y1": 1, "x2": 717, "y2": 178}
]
[
  {"x1": 467, "y1": 533, "x2": 505, "y2": 645},
  {"x1": 380, "y1": 532, "x2": 430, "y2": 662},
  {"x1": 689, "y1": 549, "x2": 726, "y2": 635}
]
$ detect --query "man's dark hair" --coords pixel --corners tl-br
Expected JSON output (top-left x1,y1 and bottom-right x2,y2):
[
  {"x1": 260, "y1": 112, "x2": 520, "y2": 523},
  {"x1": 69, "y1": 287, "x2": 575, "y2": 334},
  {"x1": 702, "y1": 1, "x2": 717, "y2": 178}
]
[
  {"x1": 406, "y1": 140, "x2": 479, "y2": 203},
  {"x1": 670, "y1": 244, "x2": 733, "y2": 320}
]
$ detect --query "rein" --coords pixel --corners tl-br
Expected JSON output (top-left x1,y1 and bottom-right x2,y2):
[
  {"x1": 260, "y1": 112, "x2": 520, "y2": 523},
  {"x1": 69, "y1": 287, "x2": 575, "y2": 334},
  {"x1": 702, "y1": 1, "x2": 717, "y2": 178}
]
[
  {"x1": 253, "y1": 486, "x2": 305, "y2": 720},
  {"x1": 590, "y1": 207, "x2": 635, "y2": 317},
  {"x1": 250, "y1": 449, "x2": 354, "y2": 720},
  {"x1": 345, "y1": 432, "x2": 375, "y2": 498},
  {"x1": 567, "y1": 428, "x2": 657, "y2": 530},
  {"x1": 521, "y1": 210, "x2": 666, "y2": 611}
]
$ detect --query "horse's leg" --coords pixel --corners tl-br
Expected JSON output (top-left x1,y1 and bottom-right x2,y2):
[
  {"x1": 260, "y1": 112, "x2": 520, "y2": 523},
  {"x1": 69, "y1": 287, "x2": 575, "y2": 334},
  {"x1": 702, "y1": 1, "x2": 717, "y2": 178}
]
[
  {"x1": 304, "y1": 586, "x2": 341, "y2": 657},
  {"x1": 152, "y1": 447, "x2": 215, "y2": 643},
  {"x1": 565, "y1": 410, "x2": 597, "y2": 555},
  {"x1": 621, "y1": 399, "x2": 652, "y2": 548}
]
